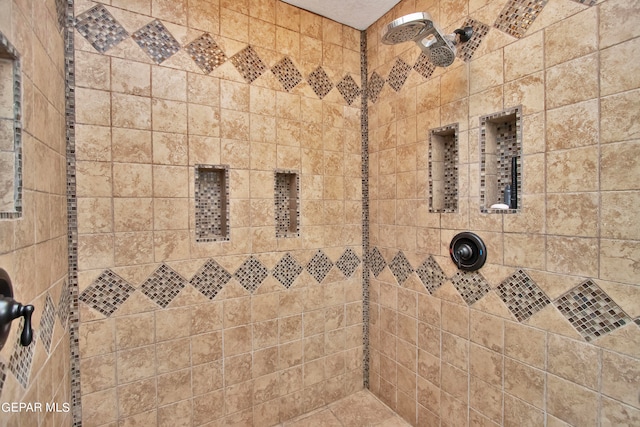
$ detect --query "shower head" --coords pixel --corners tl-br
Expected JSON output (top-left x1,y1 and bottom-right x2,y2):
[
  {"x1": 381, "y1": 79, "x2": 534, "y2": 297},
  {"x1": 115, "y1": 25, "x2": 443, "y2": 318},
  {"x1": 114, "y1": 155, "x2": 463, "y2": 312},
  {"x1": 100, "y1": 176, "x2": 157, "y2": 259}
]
[{"x1": 381, "y1": 12, "x2": 473, "y2": 68}]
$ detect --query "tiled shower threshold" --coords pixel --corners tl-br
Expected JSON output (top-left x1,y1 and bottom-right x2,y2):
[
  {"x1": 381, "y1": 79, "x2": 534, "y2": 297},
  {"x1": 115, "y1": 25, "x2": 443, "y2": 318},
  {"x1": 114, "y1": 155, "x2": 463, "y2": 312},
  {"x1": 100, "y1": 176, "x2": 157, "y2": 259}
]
[{"x1": 278, "y1": 390, "x2": 410, "y2": 427}]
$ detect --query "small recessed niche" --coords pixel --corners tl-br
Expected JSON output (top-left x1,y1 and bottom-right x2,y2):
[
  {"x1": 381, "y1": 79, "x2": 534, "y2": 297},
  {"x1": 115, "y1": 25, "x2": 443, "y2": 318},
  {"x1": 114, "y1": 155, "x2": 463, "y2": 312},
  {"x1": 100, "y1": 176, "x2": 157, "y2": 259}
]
[
  {"x1": 480, "y1": 106, "x2": 522, "y2": 213},
  {"x1": 0, "y1": 33, "x2": 21, "y2": 219},
  {"x1": 275, "y1": 170, "x2": 299, "y2": 238},
  {"x1": 429, "y1": 124, "x2": 458, "y2": 213},
  {"x1": 195, "y1": 165, "x2": 229, "y2": 242}
]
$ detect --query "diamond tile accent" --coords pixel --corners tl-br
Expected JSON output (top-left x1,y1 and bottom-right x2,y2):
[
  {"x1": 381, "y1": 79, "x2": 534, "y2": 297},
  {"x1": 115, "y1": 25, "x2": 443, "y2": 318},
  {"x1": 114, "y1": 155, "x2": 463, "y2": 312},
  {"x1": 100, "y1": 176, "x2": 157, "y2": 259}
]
[
  {"x1": 569, "y1": 0, "x2": 596, "y2": 4},
  {"x1": 231, "y1": 45, "x2": 268, "y2": 84},
  {"x1": 368, "y1": 247, "x2": 387, "y2": 278},
  {"x1": 387, "y1": 58, "x2": 412, "y2": 92},
  {"x1": 185, "y1": 33, "x2": 227, "y2": 74},
  {"x1": 79, "y1": 270, "x2": 136, "y2": 316},
  {"x1": 39, "y1": 294, "x2": 56, "y2": 354},
  {"x1": 307, "y1": 67, "x2": 334, "y2": 99},
  {"x1": 451, "y1": 271, "x2": 491, "y2": 306},
  {"x1": 234, "y1": 257, "x2": 269, "y2": 293},
  {"x1": 555, "y1": 280, "x2": 631, "y2": 342},
  {"x1": 336, "y1": 248, "x2": 361, "y2": 278},
  {"x1": 57, "y1": 280, "x2": 71, "y2": 328},
  {"x1": 271, "y1": 57, "x2": 303, "y2": 92},
  {"x1": 458, "y1": 18, "x2": 490, "y2": 62},
  {"x1": 415, "y1": 256, "x2": 447, "y2": 294},
  {"x1": 190, "y1": 259, "x2": 232, "y2": 300},
  {"x1": 413, "y1": 53, "x2": 436, "y2": 80},
  {"x1": 273, "y1": 253, "x2": 304, "y2": 289},
  {"x1": 140, "y1": 264, "x2": 187, "y2": 308},
  {"x1": 132, "y1": 19, "x2": 181, "y2": 64},
  {"x1": 336, "y1": 74, "x2": 361, "y2": 105},
  {"x1": 8, "y1": 322, "x2": 36, "y2": 388},
  {"x1": 74, "y1": 5, "x2": 129, "y2": 53},
  {"x1": 494, "y1": 0, "x2": 549, "y2": 39},
  {"x1": 307, "y1": 250, "x2": 334, "y2": 283},
  {"x1": 368, "y1": 72, "x2": 385, "y2": 103},
  {"x1": 389, "y1": 251, "x2": 414, "y2": 285},
  {"x1": 497, "y1": 270, "x2": 550, "y2": 322}
]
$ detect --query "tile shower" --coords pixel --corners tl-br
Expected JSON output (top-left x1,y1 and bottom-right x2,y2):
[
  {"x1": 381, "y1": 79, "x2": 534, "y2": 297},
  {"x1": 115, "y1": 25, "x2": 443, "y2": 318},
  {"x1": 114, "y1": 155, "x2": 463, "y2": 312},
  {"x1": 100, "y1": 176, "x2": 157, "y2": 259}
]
[{"x1": 0, "y1": 1, "x2": 637, "y2": 427}]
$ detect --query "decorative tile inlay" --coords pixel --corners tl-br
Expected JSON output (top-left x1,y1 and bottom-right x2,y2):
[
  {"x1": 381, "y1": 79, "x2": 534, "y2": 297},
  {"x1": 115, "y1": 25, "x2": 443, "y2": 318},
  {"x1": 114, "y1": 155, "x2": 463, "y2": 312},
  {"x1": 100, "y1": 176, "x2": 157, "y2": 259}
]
[
  {"x1": 8, "y1": 322, "x2": 36, "y2": 388},
  {"x1": 74, "y1": 5, "x2": 129, "y2": 53},
  {"x1": 131, "y1": 19, "x2": 181, "y2": 64},
  {"x1": 387, "y1": 58, "x2": 412, "y2": 92},
  {"x1": 555, "y1": 280, "x2": 631, "y2": 342},
  {"x1": 367, "y1": 72, "x2": 385, "y2": 103},
  {"x1": 271, "y1": 57, "x2": 303, "y2": 92},
  {"x1": 185, "y1": 33, "x2": 227, "y2": 74},
  {"x1": 497, "y1": 270, "x2": 550, "y2": 322},
  {"x1": 39, "y1": 294, "x2": 56, "y2": 354},
  {"x1": 413, "y1": 53, "x2": 436, "y2": 80},
  {"x1": 140, "y1": 264, "x2": 187, "y2": 308},
  {"x1": 458, "y1": 18, "x2": 490, "y2": 62},
  {"x1": 273, "y1": 253, "x2": 304, "y2": 289},
  {"x1": 336, "y1": 248, "x2": 361, "y2": 278},
  {"x1": 307, "y1": 250, "x2": 334, "y2": 283},
  {"x1": 234, "y1": 257, "x2": 269, "y2": 293},
  {"x1": 275, "y1": 171, "x2": 300, "y2": 238},
  {"x1": 494, "y1": 0, "x2": 549, "y2": 39},
  {"x1": 389, "y1": 251, "x2": 414, "y2": 285},
  {"x1": 57, "y1": 279, "x2": 71, "y2": 328},
  {"x1": 79, "y1": 270, "x2": 136, "y2": 316},
  {"x1": 451, "y1": 271, "x2": 491, "y2": 305},
  {"x1": 415, "y1": 256, "x2": 447, "y2": 294},
  {"x1": 307, "y1": 67, "x2": 334, "y2": 99},
  {"x1": 336, "y1": 74, "x2": 361, "y2": 106},
  {"x1": 368, "y1": 247, "x2": 387, "y2": 278},
  {"x1": 230, "y1": 45, "x2": 268, "y2": 84},
  {"x1": 190, "y1": 259, "x2": 232, "y2": 300},
  {"x1": 569, "y1": 0, "x2": 596, "y2": 4}
]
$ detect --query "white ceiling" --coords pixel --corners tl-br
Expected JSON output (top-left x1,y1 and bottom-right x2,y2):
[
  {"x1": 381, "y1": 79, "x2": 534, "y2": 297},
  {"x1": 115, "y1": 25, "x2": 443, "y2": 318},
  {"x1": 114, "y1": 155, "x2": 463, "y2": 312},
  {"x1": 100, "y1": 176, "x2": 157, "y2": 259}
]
[{"x1": 281, "y1": 0, "x2": 401, "y2": 30}]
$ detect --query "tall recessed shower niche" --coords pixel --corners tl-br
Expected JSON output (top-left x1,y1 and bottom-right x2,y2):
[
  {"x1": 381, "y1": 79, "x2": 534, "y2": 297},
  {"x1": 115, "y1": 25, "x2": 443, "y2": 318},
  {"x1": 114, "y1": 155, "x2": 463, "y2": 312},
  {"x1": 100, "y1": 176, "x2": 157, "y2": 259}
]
[
  {"x1": 275, "y1": 170, "x2": 300, "y2": 238},
  {"x1": 429, "y1": 124, "x2": 459, "y2": 213},
  {"x1": 0, "y1": 33, "x2": 21, "y2": 219},
  {"x1": 195, "y1": 165, "x2": 230, "y2": 242},
  {"x1": 480, "y1": 106, "x2": 522, "y2": 213}
]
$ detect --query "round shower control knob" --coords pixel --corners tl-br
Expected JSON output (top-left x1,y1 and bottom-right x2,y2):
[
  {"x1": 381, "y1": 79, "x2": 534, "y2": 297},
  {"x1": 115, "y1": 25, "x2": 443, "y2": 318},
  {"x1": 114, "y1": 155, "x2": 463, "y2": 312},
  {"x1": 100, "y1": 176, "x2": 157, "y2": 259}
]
[{"x1": 449, "y1": 232, "x2": 487, "y2": 271}]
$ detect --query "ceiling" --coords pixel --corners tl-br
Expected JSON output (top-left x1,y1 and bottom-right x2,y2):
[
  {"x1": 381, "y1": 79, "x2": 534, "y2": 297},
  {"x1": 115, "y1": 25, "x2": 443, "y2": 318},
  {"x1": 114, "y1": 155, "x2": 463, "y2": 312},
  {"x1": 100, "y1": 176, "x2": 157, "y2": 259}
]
[{"x1": 281, "y1": 0, "x2": 401, "y2": 30}]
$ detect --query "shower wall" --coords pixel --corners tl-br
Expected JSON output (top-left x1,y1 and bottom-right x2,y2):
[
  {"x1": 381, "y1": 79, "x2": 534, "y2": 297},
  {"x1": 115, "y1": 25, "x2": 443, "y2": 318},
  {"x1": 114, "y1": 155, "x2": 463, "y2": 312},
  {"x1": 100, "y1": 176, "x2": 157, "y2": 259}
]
[
  {"x1": 72, "y1": 0, "x2": 364, "y2": 425},
  {"x1": 0, "y1": 0, "x2": 71, "y2": 426},
  {"x1": 367, "y1": 0, "x2": 639, "y2": 425}
]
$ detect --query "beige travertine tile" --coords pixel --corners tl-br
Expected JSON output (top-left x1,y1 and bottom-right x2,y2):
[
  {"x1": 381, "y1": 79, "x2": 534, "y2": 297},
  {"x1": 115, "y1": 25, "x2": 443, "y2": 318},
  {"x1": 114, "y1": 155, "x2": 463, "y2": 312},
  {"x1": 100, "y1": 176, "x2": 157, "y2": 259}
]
[
  {"x1": 600, "y1": 89, "x2": 640, "y2": 143},
  {"x1": 601, "y1": 396, "x2": 640, "y2": 427},
  {"x1": 546, "y1": 193, "x2": 598, "y2": 237},
  {"x1": 77, "y1": 233, "x2": 115, "y2": 271},
  {"x1": 156, "y1": 338, "x2": 191, "y2": 374},
  {"x1": 192, "y1": 390, "x2": 225, "y2": 425},
  {"x1": 75, "y1": 88, "x2": 111, "y2": 126},
  {"x1": 80, "y1": 353, "x2": 117, "y2": 394},
  {"x1": 504, "y1": 393, "x2": 544, "y2": 427},
  {"x1": 548, "y1": 334, "x2": 600, "y2": 390},
  {"x1": 546, "y1": 146, "x2": 598, "y2": 193},
  {"x1": 81, "y1": 388, "x2": 118, "y2": 426},
  {"x1": 117, "y1": 345, "x2": 156, "y2": 384},
  {"x1": 118, "y1": 378, "x2": 157, "y2": 418},
  {"x1": 112, "y1": 93, "x2": 152, "y2": 130},
  {"x1": 601, "y1": 37, "x2": 640, "y2": 96},
  {"x1": 545, "y1": 54, "x2": 598, "y2": 109},
  {"x1": 601, "y1": 140, "x2": 640, "y2": 191},
  {"x1": 504, "y1": 357, "x2": 545, "y2": 409},
  {"x1": 546, "y1": 236, "x2": 599, "y2": 277},
  {"x1": 599, "y1": 0, "x2": 640, "y2": 49},
  {"x1": 546, "y1": 99, "x2": 599, "y2": 151},
  {"x1": 601, "y1": 192, "x2": 640, "y2": 240},
  {"x1": 504, "y1": 321, "x2": 545, "y2": 369},
  {"x1": 601, "y1": 350, "x2": 640, "y2": 408},
  {"x1": 545, "y1": 7, "x2": 597, "y2": 68},
  {"x1": 547, "y1": 374, "x2": 598, "y2": 427},
  {"x1": 111, "y1": 58, "x2": 150, "y2": 96},
  {"x1": 470, "y1": 49, "x2": 503, "y2": 94},
  {"x1": 77, "y1": 197, "x2": 113, "y2": 234}
]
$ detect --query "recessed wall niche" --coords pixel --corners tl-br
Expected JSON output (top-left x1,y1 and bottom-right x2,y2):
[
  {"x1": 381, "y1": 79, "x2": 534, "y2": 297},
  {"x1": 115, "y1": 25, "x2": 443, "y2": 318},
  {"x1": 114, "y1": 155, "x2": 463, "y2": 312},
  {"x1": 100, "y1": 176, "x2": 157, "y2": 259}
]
[
  {"x1": 275, "y1": 170, "x2": 300, "y2": 238},
  {"x1": 195, "y1": 165, "x2": 229, "y2": 242},
  {"x1": 0, "y1": 32, "x2": 21, "y2": 219},
  {"x1": 480, "y1": 106, "x2": 522, "y2": 213},
  {"x1": 429, "y1": 124, "x2": 458, "y2": 213}
]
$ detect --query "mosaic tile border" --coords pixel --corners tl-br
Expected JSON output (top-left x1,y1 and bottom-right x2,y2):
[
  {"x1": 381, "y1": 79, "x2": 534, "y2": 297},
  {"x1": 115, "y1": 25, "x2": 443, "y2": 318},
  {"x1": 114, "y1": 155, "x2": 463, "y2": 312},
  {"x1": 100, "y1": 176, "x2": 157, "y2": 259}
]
[
  {"x1": 274, "y1": 169, "x2": 300, "y2": 238},
  {"x1": 78, "y1": 248, "x2": 363, "y2": 315},
  {"x1": 0, "y1": 31, "x2": 23, "y2": 219},
  {"x1": 494, "y1": 0, "x2": 549, "y2": 39},
  {"x1": 369, "y1": 246, "x2": 635, "y2": 343},
  {"x1": 479, "y1": 106, "x2": 522, "y2": 213}
]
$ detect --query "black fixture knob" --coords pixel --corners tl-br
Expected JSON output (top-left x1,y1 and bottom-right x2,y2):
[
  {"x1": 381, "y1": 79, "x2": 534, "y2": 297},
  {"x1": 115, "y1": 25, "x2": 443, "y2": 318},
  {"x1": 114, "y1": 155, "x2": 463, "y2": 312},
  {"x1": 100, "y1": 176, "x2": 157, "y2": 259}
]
[
  {"x1": 449, "y1": 232, "x2": 487, "y2": 271},
  {"x1": 0, "y1": 268, "x2": 34, "y2": 350}
]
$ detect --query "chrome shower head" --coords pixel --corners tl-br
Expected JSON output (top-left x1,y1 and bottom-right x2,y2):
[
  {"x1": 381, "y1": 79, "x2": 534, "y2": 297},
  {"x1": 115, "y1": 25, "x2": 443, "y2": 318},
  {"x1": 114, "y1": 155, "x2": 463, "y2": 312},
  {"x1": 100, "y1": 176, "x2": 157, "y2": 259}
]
[{"x1": 381, "y1": 12, "x2": 473, "y2": 68}]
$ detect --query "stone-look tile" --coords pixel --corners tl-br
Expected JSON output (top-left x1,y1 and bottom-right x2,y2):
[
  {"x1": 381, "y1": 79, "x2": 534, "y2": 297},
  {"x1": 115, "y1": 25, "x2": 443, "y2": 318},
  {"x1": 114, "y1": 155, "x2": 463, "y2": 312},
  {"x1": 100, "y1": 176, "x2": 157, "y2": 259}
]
[
  {"x1": 600, "y1": 239, "x2": 640, "y2": 285},
  {"x1": 546, "y1": 146, "x2": 598, "y2": 193},
  {"x1": 546, "y1": 236, "x2": 599, "y2": 278},
  {"x1": 503, "y1": 31, "x2": 543, "y2": 82},
  {"x1": 546, "y1": 99, "x2": 599, "y2": 151},
  {"x1": 546, "y1": 374, "x2": 598, "y2": 427},
  {"x1": 504, "y1": 394, "x2": 544, "y2": 427},
  {"x1": 545, "y1": 54, "x2": 598, "y2": 109},
  {"x1": 601, "y1": 350, "x2": 640, "y2": 408},
  {"x1": 599, "y1": 0, "x2": 640, "y2": 49},
  {"x1": 547, "y1": 334, "x2": 600, "y2": 390},
  {"x1": 504, "y1": 321, "x2": 545, "y2": 369},
  {"x1": 602, "y1": 192, "x2": 640, "y2": 240},
  {"x1": 546, "y1": 193, "x2": 598, "y2": 237},
  {"x1": 545, "y1": 7, "x2": 597, "y2": 68},
  {"x1": 601, "y1": 37, "x2": 640, "y2": 97},
  {"x1": 118, "y1": 378, "x2": 157, "y2": 418},
  {"x1": 601, "y1": 90, "x2": 640, "y2": 144},
  {"x1": 601, "y1": 396, "x2": 640, "y2": 427},
  {"x1": 504, "y1": 357, "x2": 545, "y2": 409}
]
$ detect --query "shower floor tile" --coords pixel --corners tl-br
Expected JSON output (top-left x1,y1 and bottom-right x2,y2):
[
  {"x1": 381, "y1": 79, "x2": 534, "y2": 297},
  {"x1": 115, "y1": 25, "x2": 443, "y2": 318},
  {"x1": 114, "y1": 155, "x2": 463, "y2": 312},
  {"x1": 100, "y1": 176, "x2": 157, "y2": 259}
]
[{"x1": 280, "y1": 390, "x2": 410, "y2": 427}]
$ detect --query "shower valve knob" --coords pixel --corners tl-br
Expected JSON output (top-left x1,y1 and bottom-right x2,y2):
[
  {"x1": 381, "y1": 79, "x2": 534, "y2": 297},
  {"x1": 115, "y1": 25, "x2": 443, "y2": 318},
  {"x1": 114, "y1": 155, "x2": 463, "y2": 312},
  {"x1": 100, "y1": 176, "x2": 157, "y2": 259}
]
[
  {"x1": 454, "y1": 27, "x2": 473, "y2": 43},
  {"x1": 0, "y1": 268, "x2": 34, "y2": 350}
]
